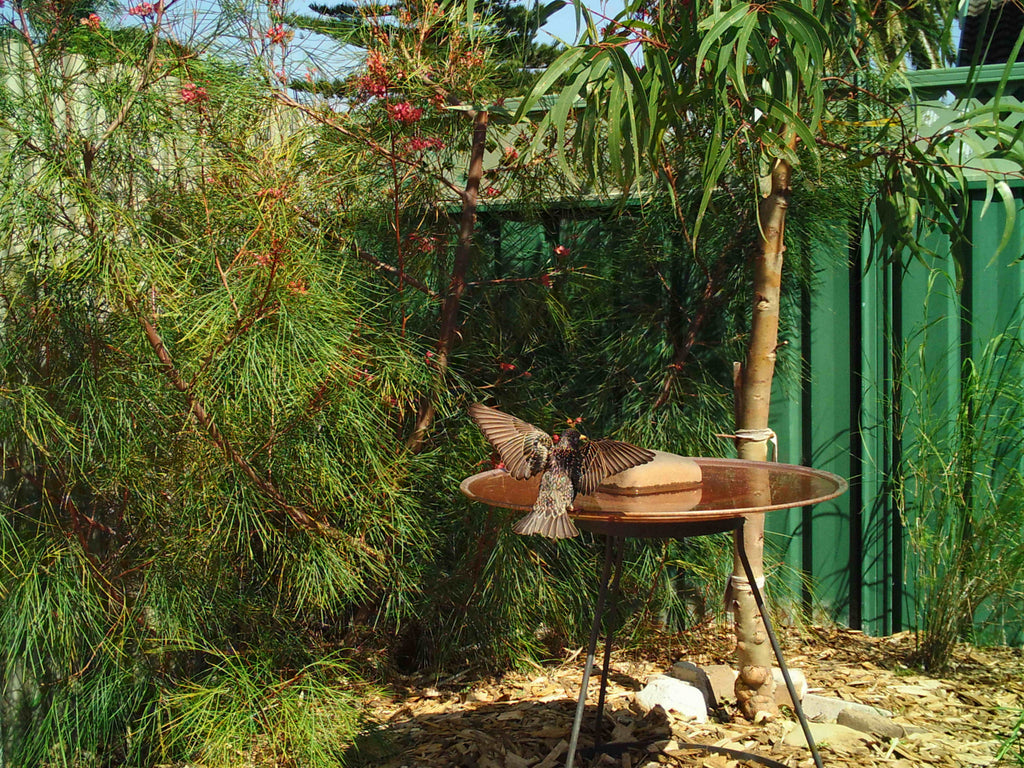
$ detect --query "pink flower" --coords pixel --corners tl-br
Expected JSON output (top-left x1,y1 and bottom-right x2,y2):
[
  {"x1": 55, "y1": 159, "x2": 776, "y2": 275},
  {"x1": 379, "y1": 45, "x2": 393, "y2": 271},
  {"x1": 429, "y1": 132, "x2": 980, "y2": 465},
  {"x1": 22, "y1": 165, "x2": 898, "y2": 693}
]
[
  {"x1": 407, "y1": 136, "x2": 445, "y2": 152},
  {"x1": 503, "y1": 146, "x2": 519, "y2": 161},
  {"x1": 356, "y1": 73, "x2": 389, "y2": 98},
  {"x1": 354, "y1": 51, "x2": 392, "y2": 98},
  {"x1": 80, "y1": 13, "x2": 101, "y2": 30},
  {"x1": 180, "y1": 82, "x2": 209, "y2": 104},
  {"x1": 386, "y1": 101, "x2": 423, "y2": 125},
  {"x1": 265, "y1": 24, "x2": 290, "y2": 44},
  {"x1": 128, "y1": 2, "x2": 155, "y2": 16},
  {"x1": 554, "y1": 244, "x2": 570, "y2": 258},
  {"x1": 408, "y1": 232, "x2": 439, "y2": 253},
  {"x1": 539, "y1": 273, "x2": 552, "y2": 289},
  {"x1": 286, "y1": 278, "x2": 308, "y2": 295},
  {"x1": 498, "y1": 362, "x2": 515, "y2": 372}
]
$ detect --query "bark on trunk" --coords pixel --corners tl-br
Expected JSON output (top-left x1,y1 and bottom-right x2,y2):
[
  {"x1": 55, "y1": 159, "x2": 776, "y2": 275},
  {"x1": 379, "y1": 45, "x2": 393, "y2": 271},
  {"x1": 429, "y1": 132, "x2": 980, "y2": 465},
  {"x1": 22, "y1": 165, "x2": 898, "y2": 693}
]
[
  {"x1": 731, "y1": 153, "x2": 793, "y2": 721},
  {"x1": 406, "y1": 109, "x2": 489, "y2": 452}
]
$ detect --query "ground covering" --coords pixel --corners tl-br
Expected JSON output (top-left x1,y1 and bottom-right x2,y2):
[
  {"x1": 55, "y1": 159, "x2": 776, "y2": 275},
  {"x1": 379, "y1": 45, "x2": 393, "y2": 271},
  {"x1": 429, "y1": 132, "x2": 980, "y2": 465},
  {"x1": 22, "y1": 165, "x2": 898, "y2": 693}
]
[{"x1": 354, "y1": 625, "x2": 1024, "y2": 767}]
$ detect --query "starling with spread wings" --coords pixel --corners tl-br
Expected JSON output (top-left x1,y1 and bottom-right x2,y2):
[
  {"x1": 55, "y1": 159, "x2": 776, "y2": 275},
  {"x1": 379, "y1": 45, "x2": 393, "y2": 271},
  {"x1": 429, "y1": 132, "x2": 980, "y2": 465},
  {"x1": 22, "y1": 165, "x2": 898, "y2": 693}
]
[{"x1": 468, "y1": 403, "x2": 655, "y2": 539}]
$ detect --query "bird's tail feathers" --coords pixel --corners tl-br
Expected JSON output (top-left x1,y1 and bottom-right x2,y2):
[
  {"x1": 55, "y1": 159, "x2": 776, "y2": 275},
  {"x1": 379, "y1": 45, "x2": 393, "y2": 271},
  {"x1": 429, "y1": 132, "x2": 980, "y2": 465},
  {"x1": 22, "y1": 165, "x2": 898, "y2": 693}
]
[{"x1": 512, "y1": 510, "x2": 579, "y2": 539}]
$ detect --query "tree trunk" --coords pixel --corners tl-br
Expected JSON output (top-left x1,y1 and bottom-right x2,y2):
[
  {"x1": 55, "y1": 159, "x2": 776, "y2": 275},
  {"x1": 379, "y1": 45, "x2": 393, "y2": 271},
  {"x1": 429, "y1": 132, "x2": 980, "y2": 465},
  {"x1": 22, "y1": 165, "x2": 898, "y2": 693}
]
[
  {"x1": 406, "y1": 109, "x2": 489, "y2": 451},
  {"x1": 731, "y1": 153, "x2": 792, "y2": 721}
]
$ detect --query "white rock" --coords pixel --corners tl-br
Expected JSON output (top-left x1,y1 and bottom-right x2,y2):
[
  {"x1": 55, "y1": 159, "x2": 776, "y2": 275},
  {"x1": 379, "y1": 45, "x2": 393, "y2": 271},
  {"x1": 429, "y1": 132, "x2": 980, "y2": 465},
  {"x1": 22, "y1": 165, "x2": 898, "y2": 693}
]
[
  {"x1": 801, "y1": 692, "x2": 893, "y2": 722},
  {"x1": 772, "y1": 667, "x2": 808, "y2": 705},
  {"x1": 634, "y1": 675, "x2": 707, "y2": 723},
  {"x1": 781, "y1": 720, "x2": 873, "y2": 748}
]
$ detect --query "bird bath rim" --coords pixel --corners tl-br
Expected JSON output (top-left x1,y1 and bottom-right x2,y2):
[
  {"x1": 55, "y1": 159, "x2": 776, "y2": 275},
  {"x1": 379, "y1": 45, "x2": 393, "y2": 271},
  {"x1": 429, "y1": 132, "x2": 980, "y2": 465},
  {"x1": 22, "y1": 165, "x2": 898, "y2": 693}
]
[{"x1": 460, "y1": 456, "x2": 848, "y2": 525}]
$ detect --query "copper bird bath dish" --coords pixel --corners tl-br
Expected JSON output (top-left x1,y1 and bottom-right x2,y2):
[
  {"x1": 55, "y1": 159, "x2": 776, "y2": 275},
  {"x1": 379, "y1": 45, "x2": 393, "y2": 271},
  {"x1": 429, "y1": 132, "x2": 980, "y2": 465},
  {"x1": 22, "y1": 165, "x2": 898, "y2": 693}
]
[{"x1": 461, "y1": 452, "x2": 848, "y2": 768}]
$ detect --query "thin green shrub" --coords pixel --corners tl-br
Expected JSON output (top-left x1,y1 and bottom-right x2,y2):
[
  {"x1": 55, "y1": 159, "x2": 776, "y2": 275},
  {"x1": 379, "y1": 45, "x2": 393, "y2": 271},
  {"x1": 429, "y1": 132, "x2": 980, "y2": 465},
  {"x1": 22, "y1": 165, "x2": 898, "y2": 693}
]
[{"x1": 901, "y1": 300, "x2": 1024, "y2": 670}]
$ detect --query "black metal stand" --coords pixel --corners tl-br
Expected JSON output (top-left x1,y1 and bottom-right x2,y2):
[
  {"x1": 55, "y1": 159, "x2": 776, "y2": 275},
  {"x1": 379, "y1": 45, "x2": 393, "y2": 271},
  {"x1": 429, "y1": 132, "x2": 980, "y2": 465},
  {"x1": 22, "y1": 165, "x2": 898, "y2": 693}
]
[{"x1": 564, "y1": 518, "x2": 824, "y2": 768}]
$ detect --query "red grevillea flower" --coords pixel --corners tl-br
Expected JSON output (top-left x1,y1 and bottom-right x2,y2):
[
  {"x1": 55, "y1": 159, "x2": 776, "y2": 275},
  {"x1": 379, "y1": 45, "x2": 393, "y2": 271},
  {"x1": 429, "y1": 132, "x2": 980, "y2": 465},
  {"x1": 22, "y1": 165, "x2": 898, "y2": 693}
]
[
  {"x1": 180, "y1": 82, "x2": 209, "y2": 104},
  {"x1": 265, "y1": 24, "x2": 290, "y2": 44},
  {"x1": 498, "y1": 362, "x2": 515, "y2": 372},
  {"x1": 356, "y1": 73, "x2": 389, "y2": 98},
  {"x1": 387, "y1": 101, "x2": 423, "y2": 125},
  {"x1": 407, "y1": 136, "x2": 445, "y2": 152},
  {"x1": 128, "y1": 2, "x2": 155, "y2": 16},
  {"x1": 408, "y1": 232, "x2": 440, "y2": 253},
  {"x1": 80, "y1": 13, "x2": 101, "y2": 30},
  {"x1": 554, "y1": 244, "x2": 570, "y2": 258}
]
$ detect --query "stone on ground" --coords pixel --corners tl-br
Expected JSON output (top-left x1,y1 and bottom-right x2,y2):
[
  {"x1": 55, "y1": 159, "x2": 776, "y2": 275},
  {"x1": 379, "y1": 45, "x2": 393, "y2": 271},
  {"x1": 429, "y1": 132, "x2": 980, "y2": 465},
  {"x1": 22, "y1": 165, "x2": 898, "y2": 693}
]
[
  {"x1": 635, "y1": 675, "x2": 708, "y2": 723},
  {"x1": 836, "y1": 706, "x2": 906, "y2": 739},
  {"x1": 801, "y1": 692, "x2": 893, "y2": 722},
  {"x1": 781, "y1": 721, "x2": 874, "y2": 748}
]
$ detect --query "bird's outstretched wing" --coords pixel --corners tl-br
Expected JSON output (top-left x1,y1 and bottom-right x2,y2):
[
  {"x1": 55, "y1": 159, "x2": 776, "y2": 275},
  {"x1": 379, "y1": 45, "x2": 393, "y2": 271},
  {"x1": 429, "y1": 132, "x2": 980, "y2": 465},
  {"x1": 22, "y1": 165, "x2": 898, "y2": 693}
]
[
  {"x1": 575, "y1": 439, "x2": 655, "y2": 496},
  {"x1": 468, "y1": 403, "x2": 554, "y2": 480}
]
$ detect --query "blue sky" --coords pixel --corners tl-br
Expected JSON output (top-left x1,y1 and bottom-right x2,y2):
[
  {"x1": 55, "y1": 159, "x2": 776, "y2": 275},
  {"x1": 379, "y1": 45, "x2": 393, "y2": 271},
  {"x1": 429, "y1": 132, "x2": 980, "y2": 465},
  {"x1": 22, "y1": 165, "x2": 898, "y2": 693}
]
[
  {"x1": 100, "y1": 0, "x2": 629, "y2": 80},
  {"x1": 540, "y1": 0, "x2": 626, "y2": 47}
]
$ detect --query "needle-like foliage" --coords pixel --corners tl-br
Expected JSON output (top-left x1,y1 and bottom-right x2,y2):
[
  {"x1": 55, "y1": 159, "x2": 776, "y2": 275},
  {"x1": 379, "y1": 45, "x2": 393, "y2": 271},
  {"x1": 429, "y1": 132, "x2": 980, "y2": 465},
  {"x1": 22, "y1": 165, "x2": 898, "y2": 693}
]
[
  {"x1": 0, "y1": 0, "x2": 876, "y2": 760},
  {"x1": 0, "y1": 5, "x2": 442, "y2": 762}
]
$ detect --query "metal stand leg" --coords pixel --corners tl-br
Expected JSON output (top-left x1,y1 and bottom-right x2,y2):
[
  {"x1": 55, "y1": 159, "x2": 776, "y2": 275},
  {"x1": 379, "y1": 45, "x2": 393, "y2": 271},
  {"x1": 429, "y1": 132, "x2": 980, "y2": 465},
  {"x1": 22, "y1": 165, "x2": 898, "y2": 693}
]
[
  {"x1": 593, "y1": 537, "x2": 625, "y2": 750},
  {"x1": 566, "y1": 537, "x2": 616, "y2": 768},
  {"x1": 736, "y1": 524, "x2": 825, "y2": 768}
]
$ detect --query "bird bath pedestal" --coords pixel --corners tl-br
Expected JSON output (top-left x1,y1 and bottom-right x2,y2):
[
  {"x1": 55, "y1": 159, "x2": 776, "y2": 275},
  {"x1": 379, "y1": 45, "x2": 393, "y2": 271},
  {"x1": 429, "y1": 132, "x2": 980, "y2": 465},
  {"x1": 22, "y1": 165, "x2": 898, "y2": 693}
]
[{"x1": 461, "y1": 453, "x2": 847, "y2": 768}]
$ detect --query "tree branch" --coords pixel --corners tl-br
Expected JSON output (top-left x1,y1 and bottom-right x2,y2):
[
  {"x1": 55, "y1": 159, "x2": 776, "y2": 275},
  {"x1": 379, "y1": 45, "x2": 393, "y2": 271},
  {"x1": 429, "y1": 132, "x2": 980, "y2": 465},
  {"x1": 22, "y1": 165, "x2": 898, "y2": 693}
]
[
  {"x1": 353, "y1": 245, "x2": 440, "y2": 299},
  {"x1": 406, "y1": 109, "x2": 489, "y2": 451},
  {"x1": 129, "y1": 297, "x2": 335, "y2": 536}
]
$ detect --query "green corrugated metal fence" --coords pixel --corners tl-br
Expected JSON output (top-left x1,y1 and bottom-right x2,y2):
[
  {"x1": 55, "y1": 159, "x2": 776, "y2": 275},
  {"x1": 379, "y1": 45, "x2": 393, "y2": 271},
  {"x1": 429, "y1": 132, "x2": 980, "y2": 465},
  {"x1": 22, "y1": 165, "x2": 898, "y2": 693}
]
[{"x1": 769, "y1": 181, "x2": 1024, "y2": 638}]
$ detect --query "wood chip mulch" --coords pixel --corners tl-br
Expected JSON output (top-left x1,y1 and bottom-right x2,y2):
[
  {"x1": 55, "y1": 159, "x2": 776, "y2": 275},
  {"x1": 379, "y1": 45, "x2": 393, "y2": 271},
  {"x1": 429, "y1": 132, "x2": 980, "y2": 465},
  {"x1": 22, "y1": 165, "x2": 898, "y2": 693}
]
[{"x1": 353, "y1": 625, "x2": 1024, "y2": 768}]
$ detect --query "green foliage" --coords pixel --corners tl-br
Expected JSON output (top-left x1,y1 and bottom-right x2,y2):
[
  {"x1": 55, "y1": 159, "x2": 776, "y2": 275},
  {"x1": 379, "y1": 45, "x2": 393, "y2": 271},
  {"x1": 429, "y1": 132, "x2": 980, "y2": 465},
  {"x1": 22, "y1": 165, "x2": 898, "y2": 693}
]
[
  {"x1": 899, "y1": 294, "x2": 1024, "y2": 671},
  {"x1": 0, "y1": 12, "x2": 433, "y2": 762},
  {"x1": 0, "y1": 0, "x2": 875, "y2": 761},
  {"x1": 995, "y1": 707, "x2": 1024, "y2": 765},
  {"x1": 161, "y1": 649, "x2": 365, "y2": 768},
  {"x1": 287, "y1": 0, "x2": 563, "y2": 98},
  {"x1": 514, "y1": 0, "x2": 1024, "y2": 256},
  {"x1": 0, "y1": 526, "x2": 155, "y2": 766}
]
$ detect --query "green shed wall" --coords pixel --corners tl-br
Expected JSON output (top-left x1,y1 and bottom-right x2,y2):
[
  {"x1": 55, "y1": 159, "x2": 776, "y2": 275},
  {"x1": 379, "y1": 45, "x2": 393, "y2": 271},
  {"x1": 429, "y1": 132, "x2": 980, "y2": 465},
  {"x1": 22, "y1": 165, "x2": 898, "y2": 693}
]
[{"x1": 769, "y1": 185, "x2": 1024, "y2": 637}]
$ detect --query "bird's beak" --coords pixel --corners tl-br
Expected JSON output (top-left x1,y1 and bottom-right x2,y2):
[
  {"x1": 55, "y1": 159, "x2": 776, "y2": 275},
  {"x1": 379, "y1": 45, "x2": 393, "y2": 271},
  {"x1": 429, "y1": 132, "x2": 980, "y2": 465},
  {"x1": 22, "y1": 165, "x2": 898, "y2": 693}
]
[{"x1": 580, "y1": 434, "x2": 589, "y2": 442}]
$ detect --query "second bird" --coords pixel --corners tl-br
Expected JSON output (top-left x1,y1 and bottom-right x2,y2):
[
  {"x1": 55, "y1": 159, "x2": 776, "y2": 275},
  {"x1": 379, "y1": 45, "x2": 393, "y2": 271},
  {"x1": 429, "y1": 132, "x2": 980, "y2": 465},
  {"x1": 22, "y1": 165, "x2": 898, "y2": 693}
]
[{"x1": 469, "y1": 403, "x2": 655, "y2": 539}]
